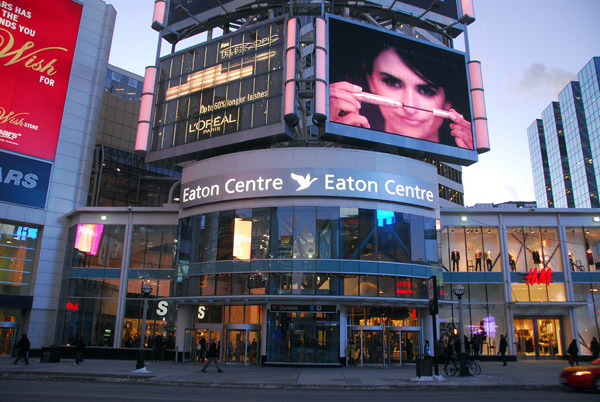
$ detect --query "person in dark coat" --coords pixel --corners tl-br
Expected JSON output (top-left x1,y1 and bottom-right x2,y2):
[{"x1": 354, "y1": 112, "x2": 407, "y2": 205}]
[
  {"x1": 201, "y1": 338, "x2": 223, "y2": 373},
  {"x1": 152, "y1": 335, "x2": 163, "y2": 361},
  {"x1": 197, "y1": 336, "x2": 207, "y2": 362},
  {"x1": 499, "y1": 334, "x2": 508, "y2": 366},
  {"x1": 567, "y1": 339, "x2": 579, "y2": 366},
  {"x1": 589, "y1": 337, "x2": 600, "y2": 359},
  {"x1": 74, "y1": 334, "x2": 86, "y2": 365},
  {"x1": 13, "y1": 334, "x2": 30, "y2": 365}
]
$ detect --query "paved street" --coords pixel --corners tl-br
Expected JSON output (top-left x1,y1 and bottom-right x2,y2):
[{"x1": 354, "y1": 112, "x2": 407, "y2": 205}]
[{"x1": 0, "y1": 379, "x2": 593, "y2": 402}]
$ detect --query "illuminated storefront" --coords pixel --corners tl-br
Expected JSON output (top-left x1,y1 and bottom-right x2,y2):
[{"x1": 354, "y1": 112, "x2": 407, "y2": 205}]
[{"x1": 441, "y1": 208, "x2": 600, "y2": 360}]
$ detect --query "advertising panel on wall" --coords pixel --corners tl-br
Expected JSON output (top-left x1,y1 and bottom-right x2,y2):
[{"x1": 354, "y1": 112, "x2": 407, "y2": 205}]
[
  {"x1": 145, "y1": 17, "x2": 289, "y2": 165},
  {"x1": 0, "y1": 150, "x2": 52, "y2": 209},
  {"x1": 325, "y1": 16, "x2": 478, "y2": 166},
  {"x1": 0, "y1": 0, "x2": 82, "y2": 161}
]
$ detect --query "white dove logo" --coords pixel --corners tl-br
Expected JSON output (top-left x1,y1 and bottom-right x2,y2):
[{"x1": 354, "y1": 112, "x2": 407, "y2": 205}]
[{"x1": 290, "y1": 172, "x2": 318, "y2": 191}]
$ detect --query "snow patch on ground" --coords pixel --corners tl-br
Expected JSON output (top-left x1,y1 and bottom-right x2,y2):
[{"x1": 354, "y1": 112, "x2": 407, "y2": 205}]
[{"x1": 411, "y1": 375, "x2": 447, "y2": 382}]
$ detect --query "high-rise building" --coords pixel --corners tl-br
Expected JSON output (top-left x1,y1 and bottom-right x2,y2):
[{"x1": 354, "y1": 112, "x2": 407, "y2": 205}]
[{"x1": 528, "y1": 57, "x2": 600, "y2": 209}]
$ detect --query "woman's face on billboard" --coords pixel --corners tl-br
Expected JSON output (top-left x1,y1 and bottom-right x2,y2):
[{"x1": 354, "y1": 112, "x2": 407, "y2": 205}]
[{"x1": 367, "y1": 49, "x2": 451, "y2": 142}]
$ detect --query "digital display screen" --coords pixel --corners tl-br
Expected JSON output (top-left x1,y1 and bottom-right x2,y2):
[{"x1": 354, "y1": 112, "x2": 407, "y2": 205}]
[
  {"x1": 0, "y1": 0, "x2": 82, "y2": 161},
  {"x1": 147, "y1": 18, "x2": 287, "y2": 164},
  {"x1": 326, "y1": 17, "x2": 477, "y2": 165},
  {"x1": 75, "y1": 224, "x2": 104, "y2": 256}
]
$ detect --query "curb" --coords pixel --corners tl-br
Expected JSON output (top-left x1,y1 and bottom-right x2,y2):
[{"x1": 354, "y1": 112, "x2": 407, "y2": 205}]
[{"x1": 0, "y1": 371, "x2": 566, "y2": 391}]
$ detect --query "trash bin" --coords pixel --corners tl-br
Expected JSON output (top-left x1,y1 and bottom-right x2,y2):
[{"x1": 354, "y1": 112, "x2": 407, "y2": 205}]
[
  {"x1": 40, "y1": 346, "x2": 61, "y2": 363},
  {"x1": 416, "y1": 354, "x2": 432, "y2": 377}
]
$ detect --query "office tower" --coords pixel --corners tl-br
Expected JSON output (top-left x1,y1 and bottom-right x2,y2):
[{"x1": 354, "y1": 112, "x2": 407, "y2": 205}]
[{"x1": 528, "y1": 57, "x2": 600, "y2": 208}]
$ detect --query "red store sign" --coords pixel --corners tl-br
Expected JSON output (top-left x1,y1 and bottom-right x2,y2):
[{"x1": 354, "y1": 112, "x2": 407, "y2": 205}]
[
  {"x1": 526, "y1": 267, "x2": 552, "y2": 286},
  {"x1": 0, "y1": 0, "x2": 82, "y2": 161}
]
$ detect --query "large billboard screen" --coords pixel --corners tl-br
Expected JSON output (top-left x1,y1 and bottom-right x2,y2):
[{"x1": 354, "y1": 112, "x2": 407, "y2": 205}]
[
  {"x1": 325, "y1": 17, "x2": 477, "y2": 165},
  {"x1": 146, "y1": 17, "x2": 288, "y2": 165},
  {"x1": 0, "y1": 0, "x2": 82, "y2": 161}
]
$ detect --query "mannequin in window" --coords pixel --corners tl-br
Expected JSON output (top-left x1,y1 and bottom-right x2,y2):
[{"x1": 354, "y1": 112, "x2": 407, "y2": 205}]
[
  {"x1": 568, "y1": 252, "x2": 575, "y2": 271},
  {"x1": 451, "y1": 250, "x2": 460, "y2": 271},
  {"x1": 475, "y1": 250, "x2": 483, "y2": 271},
  {"x1": 532, "y1": 250, "x2": 541, "y2": 267},
  {"x1": 587, "y1": 249, "x2": 594, "y2": 268},
  {"x1": 485, "y1": 250, "x2": 492, "y2": 271},
  {"x1": 509, "y1": 253, "x2": 516, "y2": 271}
]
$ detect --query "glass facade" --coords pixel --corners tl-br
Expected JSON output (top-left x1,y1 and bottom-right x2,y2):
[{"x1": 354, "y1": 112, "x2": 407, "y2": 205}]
[
  {"x1": 439, "y1": 282, "x2": 507, "y2": 356},
  {"x1": 104, "y1": 67, "x2": 143, "y2": 102},
  {"x1": 565, "y1": 227, "x2": 600, "y2": 271},
  {"x1": 88, "y1": 146, "x2": 182, "y2": 207},
  {"x1": 441, "y1": 226, "x2": 502, "y2": 272},
  {"x1": 179, "y1": 207, "x2": 438, "y2": 266},
  {"x1": 58, "y1": 224, "x2": 178, "y2": 349},
  {"x1": 56, "y1": 206, "x2": 600, "y2": 363},
  {"x1": 529, "y1": 57, "x2": 600, "y2": 208},
  {"x1": 0, "y1": 221, "x2": 39, "y2": 296}
]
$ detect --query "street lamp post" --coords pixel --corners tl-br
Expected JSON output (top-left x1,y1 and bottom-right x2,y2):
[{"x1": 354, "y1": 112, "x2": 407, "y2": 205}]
[
  {"x1": 135, "y1": 283, "x2": 153, "y2": 371},
  {"x1": 453, "y1": 284, "x2": 468, "y2": 376}
]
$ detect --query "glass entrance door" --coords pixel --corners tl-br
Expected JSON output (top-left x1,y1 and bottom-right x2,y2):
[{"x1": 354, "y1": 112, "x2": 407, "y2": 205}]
[
  {"x1": 195, "y1": 328, "x2": 222, "y2": 362},
  {"x1": 514, "y1": 317, "x2": 562, "y2": 358},
  {"x1": 225, "y1": 326, "x2": 260, "y2": 365},
  {"x1": 247, "y1": 330, "x2": 259, "y2": 364},
  {"x1": 0, "y1": 327, "x2": 16, "y2": 355},
  {"x1": 348, "y1": 328, "x2": 384, "y2": 365},
  {"x1": 386, "y1": 329, "x2": 401, "y2": 364},
  {"x1": 362, "y1": 330, "x2": 383, "y2": 364},
  {"x1": 226, "y1": 330, "x2": 246, "y2": 363},
  {"x1": 537, "y1": 318, "x2": 561, "y2": 357},
  {"x1": 401, "y1": 331, "x2": 418, "y2": 363},
  {"x1": 514, "y1": 318, "x2": 535, "y2": 356}
]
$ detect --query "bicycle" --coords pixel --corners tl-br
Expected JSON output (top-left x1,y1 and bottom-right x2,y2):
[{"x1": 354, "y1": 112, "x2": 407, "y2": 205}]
[{"x1": 443, "y1": 353, "x2": 481, "y2": 377}]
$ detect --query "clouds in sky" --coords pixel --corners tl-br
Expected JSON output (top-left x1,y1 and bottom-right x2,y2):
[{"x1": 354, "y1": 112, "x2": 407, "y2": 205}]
[{"x1": 510, "y1": 63, "x2": 577, "y2": 98}]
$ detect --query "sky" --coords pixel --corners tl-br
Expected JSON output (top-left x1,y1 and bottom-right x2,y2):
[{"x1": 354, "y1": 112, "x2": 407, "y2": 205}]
[{"x1": 106, "y1": 0, "x2": 600, "y2": 207}]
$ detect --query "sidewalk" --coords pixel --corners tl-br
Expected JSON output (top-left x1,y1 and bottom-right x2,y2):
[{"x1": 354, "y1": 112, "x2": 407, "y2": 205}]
[{"x1": 0, "y1": 356, "x2": 567, "y2": 390}]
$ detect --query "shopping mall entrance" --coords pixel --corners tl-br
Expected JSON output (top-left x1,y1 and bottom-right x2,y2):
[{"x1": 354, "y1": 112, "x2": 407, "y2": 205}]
[
  {"x1": 224, "y1": 324, "x2": 260, "y2": 365},
  {"x1": 514, "y1": 317, "x2": 563, "y2": 359},
  {"x1": 348, "y1": 327, "x2": 420, "y2": 365}
]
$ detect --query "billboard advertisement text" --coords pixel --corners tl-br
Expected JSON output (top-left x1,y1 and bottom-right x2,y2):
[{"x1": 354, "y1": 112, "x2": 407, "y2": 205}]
[
  {"x1": 0, "y1": 0, "x2": 82, "y2": 161},
  {"x1": 148, "y1": 17, "x2": 286, "y2": 164}
]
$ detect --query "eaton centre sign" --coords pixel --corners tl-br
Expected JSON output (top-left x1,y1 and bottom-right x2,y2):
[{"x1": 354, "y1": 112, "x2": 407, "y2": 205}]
[{"x1": 181, "y1": 167, "x2": 437, "y2": 209}]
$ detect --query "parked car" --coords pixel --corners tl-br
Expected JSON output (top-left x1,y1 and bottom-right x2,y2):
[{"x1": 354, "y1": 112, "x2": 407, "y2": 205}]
[{"x1": 560, "y1": 357, "x2": 600, "y2": 392}]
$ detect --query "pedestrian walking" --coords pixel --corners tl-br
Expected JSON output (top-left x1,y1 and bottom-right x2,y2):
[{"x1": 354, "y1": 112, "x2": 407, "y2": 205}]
[
  {"x1": 499, "y1": 334, "x2": 508, "y2": 366},
  {"x1": 74, "y1": 334, "x2": 86, "y2": 365},
  {"x1": 567, "y1": 339, "x2": 579, "y2": 366},
  {"x1": 13, "y1": 334, "x2": 30, "y2": 365},
  {"x1": 590, "y1": 337, "x2": 600, "y2": 359},
  {"x1": 202, "y1": 338, "x2": 223, "y2": 373}
]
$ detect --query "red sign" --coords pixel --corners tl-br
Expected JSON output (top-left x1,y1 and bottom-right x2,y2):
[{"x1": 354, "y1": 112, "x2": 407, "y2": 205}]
[
  {"x1": 396, "y1": 280, "x2": 414, "y2": 295},
  {"x1": 0, "y1": 0, "x2": 82, "y2": 161},
  {"x1": 526, "y1": 267, "x2": 552, "y2": 286},
  {"x1": 66, "y1": 301, "x2": 79, "y2": 311}
]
